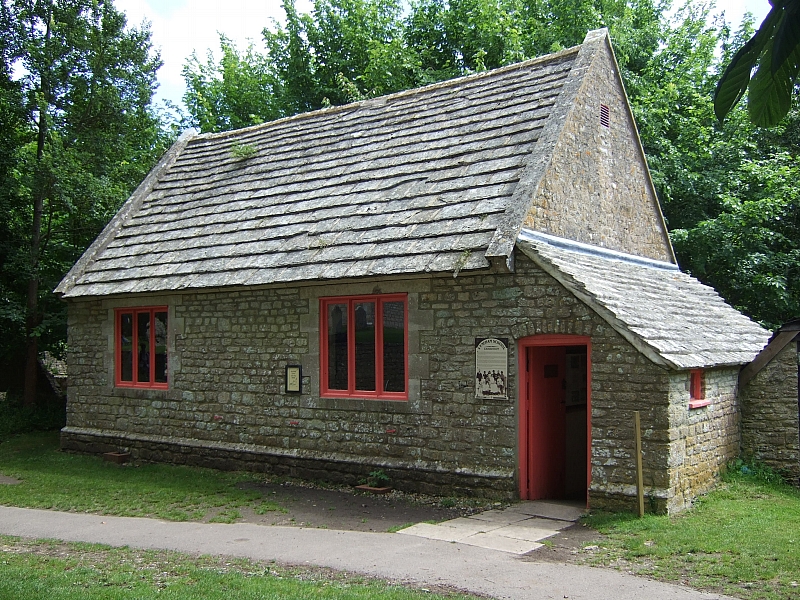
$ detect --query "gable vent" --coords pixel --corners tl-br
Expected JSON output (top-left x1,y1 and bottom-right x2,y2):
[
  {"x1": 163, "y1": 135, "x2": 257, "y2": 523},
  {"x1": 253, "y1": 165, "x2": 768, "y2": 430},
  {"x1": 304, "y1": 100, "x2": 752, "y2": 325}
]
[{"x1": 600, "y1": 104, "x2": 610, "y2": 128}]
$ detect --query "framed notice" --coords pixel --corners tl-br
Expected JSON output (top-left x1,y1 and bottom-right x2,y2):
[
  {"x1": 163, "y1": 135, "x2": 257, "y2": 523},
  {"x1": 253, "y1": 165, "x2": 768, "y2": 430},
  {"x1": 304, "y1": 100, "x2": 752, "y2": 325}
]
[
  {"x1": 285, "y1": 365, "x2": 302, "y2": 394},
  {"x1": 475, "y1": 338, "x2": 508, "y2": 399}
]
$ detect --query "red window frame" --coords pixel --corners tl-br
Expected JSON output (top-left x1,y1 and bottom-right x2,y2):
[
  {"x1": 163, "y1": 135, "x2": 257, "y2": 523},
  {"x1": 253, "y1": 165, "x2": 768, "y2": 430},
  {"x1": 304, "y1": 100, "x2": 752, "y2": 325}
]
[
  {"x1": 115, "y1": 307, "x2": 169, "y2": 389},
  {"x1": 320, "y1": 294, "x2": 408, "y2": 400},
  {"x1": 689, "y1": 369, "x2": 709, "y2": 409}
]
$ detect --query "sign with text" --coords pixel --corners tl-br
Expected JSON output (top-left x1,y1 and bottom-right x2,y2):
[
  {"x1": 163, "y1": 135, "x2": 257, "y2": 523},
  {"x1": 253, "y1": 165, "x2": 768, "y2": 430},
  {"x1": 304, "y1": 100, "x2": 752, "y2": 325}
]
[{"x1": 475, "y1": 338, "x2": 508, "y2": 399}]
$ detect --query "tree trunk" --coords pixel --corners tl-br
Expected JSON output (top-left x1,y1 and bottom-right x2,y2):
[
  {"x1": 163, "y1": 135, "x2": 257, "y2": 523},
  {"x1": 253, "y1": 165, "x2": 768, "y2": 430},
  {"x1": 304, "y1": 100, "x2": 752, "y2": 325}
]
[
  {"x1": 23, "y1": 111, "x2": 47, "y2": 408},
  {"x1": 23, "y1": 12, "x2": 51, "y2": 408}
]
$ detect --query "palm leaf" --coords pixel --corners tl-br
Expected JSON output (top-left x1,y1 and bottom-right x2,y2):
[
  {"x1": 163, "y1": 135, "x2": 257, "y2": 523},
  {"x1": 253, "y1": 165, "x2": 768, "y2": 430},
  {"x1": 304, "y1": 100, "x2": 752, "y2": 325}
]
[
  {"x1": 771, "y1": 0, "x2": 800, "y2": 74},
  {"x1": 714, "y1": 7, "x2": 781, "y2": 123},
  {"x1": 749, "y1": 35, "x2": 800, "y2": 126}
]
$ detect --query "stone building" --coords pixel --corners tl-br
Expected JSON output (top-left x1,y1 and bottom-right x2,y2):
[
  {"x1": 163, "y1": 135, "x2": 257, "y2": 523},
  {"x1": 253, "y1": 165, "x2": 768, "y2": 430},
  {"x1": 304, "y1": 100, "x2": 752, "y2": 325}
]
[
  {"x1": 56, "y1": 30, "x2": 770, "y2": 513},
  {"x1": 740, "y1": 320, "x2": 800, "y2": 485}
]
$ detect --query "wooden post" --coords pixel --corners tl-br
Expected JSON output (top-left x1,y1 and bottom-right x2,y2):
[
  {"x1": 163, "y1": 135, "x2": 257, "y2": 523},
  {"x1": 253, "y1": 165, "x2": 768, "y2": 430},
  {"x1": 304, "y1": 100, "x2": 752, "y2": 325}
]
[{"x1": 634, "y1": 411, "x2": 645, "y2": 517}]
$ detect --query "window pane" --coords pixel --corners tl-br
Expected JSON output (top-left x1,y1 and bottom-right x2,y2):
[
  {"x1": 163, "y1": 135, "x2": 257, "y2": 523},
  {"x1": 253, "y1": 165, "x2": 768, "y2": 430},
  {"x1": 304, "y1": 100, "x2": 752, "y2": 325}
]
[
  {"x1": 137, "y1": 312, "x2": 151, "y2": 383},
  {"x1": 120, "y1": 313, "x2": 133, "y2": 382},
  {"x1": 382, "y1": 301, "x2": 405, "y2": 392},
  {"x1": 354, "y1": 302, "x2": 375, "y2": 391},
  {"x1": 154, "y1": 311, "x2": 168, "y2": 384},
  {"x1": 327, "y1": 303, "x2": 348, "y2": 390}
]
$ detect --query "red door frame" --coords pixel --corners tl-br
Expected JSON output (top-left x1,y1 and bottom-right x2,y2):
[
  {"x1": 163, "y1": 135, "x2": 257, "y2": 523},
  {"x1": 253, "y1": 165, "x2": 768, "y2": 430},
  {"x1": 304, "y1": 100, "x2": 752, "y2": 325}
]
[{"x1": 518, "y1": 334, "x2": 591, "y2": 505}]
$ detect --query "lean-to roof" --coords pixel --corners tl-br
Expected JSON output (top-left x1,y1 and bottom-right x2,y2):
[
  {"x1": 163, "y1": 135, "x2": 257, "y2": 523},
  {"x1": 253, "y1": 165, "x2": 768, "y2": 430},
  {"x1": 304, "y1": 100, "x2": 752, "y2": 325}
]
[{"x1": 517, "y1": 229, "x2": 771, "y2": 369}]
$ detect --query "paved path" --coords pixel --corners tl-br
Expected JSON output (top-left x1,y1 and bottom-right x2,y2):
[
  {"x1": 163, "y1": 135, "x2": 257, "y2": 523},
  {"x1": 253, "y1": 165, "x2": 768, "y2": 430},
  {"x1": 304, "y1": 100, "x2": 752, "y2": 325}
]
[
  {"x1": 0, "y1": 506, "x2": 735, "y2": 600},
  {"x1": 400, "y1": 500, "x2": 584, "y2": 554}
]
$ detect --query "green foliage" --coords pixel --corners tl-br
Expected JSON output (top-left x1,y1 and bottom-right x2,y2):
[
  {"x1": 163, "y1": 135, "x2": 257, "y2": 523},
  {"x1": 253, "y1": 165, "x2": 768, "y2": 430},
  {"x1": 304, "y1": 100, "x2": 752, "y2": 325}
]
[
  {"x1": 185, "y1": 0, "x2": 667, "y2": 129},
  {"x1": 366, "y1": 469, "x2": 390, "y2": 487},
  {"x1": 182, "y1": 36, "x2": 282, "y2": 132},
  {"x1": 714, "y1": 0, "x2": 800, "y2": 127},
  {"x1": 0, "y1": 0, "x2": 170, "y2": 368},
  {"x1": 725, "y1": 457, "x2": 788, "y2": 487},
  {"x1": 0, "y1": 391, "x2": 65, "y2": 442},
  {"x1": 672, "y1": 152, "x2": 800, "y2": 330},
  {"x1": 229, "y1": 142, "x2": 258, "y2": 159}
]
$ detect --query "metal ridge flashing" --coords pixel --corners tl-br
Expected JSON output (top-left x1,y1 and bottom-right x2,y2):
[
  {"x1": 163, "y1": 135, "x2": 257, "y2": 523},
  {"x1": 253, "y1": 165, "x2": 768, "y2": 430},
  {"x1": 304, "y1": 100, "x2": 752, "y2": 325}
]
[{"x1": 517, "y1": 228, "x2": 680, "y2": 271}]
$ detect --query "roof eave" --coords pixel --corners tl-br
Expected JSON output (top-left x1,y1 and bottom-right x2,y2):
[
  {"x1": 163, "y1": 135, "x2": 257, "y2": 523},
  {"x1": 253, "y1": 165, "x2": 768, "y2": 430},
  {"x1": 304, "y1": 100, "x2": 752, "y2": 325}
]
[
  {"x1": 517, "y1": 238, "x2": 676, "y2": 369},
  {"x1": 739, "y1": 329, "x2": 799, "y2": 387}
]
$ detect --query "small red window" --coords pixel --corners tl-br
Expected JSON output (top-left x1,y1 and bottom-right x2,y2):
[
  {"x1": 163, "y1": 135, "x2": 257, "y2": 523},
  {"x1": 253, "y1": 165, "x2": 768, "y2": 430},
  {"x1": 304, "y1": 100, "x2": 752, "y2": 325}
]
[
  {"x1": 689, "y1": 369, "x2": 709, "y2": 409},
  {"x1": 115, "y1": 307, "x2": 168, "y2": 389},
  {"x1": 320, "y1": 294, "x2": 407, "y2": 400}
]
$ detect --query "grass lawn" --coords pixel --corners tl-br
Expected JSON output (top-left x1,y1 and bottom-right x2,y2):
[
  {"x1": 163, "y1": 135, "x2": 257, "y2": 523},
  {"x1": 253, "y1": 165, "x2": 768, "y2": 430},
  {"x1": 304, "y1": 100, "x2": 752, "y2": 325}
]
[
  {"x1": 582, "y1": 465, "x2": 800, "y2": 600},
  {"x1": 4, "y1": 432, "x2": 800, "y2": 599},
  {"x1": 0, "y1": 536, "x2": 475, "y2": 600},
  {"x1": 0, "y1": 432, "x2": 283, "y2": 522}
]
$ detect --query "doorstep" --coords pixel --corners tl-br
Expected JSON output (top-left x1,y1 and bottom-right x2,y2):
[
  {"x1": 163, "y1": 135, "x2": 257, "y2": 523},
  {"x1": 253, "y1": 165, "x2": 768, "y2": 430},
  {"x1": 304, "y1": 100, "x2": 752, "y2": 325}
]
[{"x1": 397, "y1": 500, "x2": 586, "y2": 555}]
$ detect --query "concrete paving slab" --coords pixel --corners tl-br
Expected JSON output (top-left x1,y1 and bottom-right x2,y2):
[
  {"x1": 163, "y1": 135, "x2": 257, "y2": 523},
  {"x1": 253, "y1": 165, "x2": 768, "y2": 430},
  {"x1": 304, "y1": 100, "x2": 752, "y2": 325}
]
[
  {"x1": 513, "y1": 500, "x2": 586, "y2": 522},
  {"x1": 491, "y1": 524, "x2": 561, "y2": 543},
  {"x1": 397, "y1": 522, "x2": 469, "y2": 542},
  {"x1": 436, "y1": 517, "x2": 503, "y2": 534},
  {"x1": 510, "y1": 516, "x2": 574, "y2": 531},
  {"x1": 400, "y1": 508, "x2": 578, "y2": 552},
  {"x1": 459, "y1": 531, "x2": 543, "y2": 554},
  {"x1": 466, "y1": 509, "x2": 533, "y2": 524},
  {"x1": 401, "y1": 516, "x2": 574, "y2": 550}
]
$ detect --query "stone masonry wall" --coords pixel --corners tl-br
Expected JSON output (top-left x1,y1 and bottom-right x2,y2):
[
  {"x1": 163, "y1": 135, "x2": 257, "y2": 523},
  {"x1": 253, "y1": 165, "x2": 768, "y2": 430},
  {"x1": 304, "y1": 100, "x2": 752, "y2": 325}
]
[
  {"x1": 525, "y1": 40, "x2": 673, "y2": 263},
  {"x1": 741, "y1": 341, "x2": 800, "y2": 484},
  {"x1": 63, "y1": 250, "x2": 730, "y2": 510},
  {"x1": 667, "y1": 368, "x2": 741, "y2": 513}
]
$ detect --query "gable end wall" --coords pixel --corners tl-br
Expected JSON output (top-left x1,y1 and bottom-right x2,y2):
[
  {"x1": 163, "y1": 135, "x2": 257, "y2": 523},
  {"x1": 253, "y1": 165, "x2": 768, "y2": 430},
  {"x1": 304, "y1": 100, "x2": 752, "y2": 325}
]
[
  {"x1": 525, "y1": 41, "x2": 672, "y2": 262},
  {"x1": 741, "y1": 341, "x2": 800, "y2": 484}
]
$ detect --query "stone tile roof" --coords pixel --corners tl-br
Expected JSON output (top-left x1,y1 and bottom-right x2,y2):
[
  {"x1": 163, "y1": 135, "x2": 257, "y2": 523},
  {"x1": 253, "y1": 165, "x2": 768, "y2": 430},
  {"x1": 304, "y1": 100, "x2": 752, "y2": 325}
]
[
  {"x1": 517, "y1": 229, "x2": 771, "y2": 369},
  {"x1": 56, "y1": 34, "x2": 603, "y2": 299}
]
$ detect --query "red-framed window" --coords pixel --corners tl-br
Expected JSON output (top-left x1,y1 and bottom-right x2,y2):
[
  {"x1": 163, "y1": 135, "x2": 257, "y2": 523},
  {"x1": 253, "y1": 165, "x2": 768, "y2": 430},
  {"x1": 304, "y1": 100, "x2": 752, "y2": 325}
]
[
  {"x1": 689, "y1": 369, "x2": 709, "y2": 409},
  {"x1": 320, "y1": 294, "x2": 408, "y2": 400},
  {"x1": 115, "y1": 307, "x2": 168, "y2": 389}
]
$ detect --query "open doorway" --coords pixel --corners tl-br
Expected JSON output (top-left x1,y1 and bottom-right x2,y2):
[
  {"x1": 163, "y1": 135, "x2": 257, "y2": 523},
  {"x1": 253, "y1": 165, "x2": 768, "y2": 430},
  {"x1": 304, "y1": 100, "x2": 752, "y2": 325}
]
[{"x1": 518, "y1": 335, "x2": 591, "y2": 504}]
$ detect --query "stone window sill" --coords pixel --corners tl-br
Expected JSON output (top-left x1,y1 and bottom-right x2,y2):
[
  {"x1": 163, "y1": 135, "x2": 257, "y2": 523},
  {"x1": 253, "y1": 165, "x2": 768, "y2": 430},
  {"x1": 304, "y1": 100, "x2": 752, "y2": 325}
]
[{"x1": 689, "y1": 398, "x2": 711, "y2": 409}]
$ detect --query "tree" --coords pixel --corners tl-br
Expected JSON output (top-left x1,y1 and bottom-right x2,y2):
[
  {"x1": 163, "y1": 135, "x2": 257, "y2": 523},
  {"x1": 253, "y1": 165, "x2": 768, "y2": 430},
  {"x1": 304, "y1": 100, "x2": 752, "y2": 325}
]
[
  {"x1": 1, "y1": 0, "x2": 168, "y2": 405},
  {"x1": 184, "y1": 0, "x2": 666, "y2": 131},
  {"x1": 182, "y1": 36, "x2": 283, "y2": 133},
  {"x1": 672, "y1": 152, "x2": 799, "y2": 329},
  {"x1": 714, "y1": 0, "x2": 800, "y2": 127}
]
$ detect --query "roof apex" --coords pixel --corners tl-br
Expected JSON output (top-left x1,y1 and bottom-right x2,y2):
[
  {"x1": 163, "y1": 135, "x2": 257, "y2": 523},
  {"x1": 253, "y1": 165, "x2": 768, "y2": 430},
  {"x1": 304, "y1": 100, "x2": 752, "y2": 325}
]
[{"x1": 485, "y1": 28, "x2": 611, "y2": 267}]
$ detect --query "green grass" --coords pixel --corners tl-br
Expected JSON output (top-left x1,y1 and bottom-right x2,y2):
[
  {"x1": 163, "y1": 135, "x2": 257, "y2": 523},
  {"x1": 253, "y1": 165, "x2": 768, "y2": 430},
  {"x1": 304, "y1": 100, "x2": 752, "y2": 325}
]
[
  {"x1": 0, "y1": 536, "x2": 475, "y2": 600},
  {"x1": 0, "y1": 432, "x2": 282, "y2": 522},
  {"x1": 582, "y1": 465, "x2": 800, "y2": 600}
]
